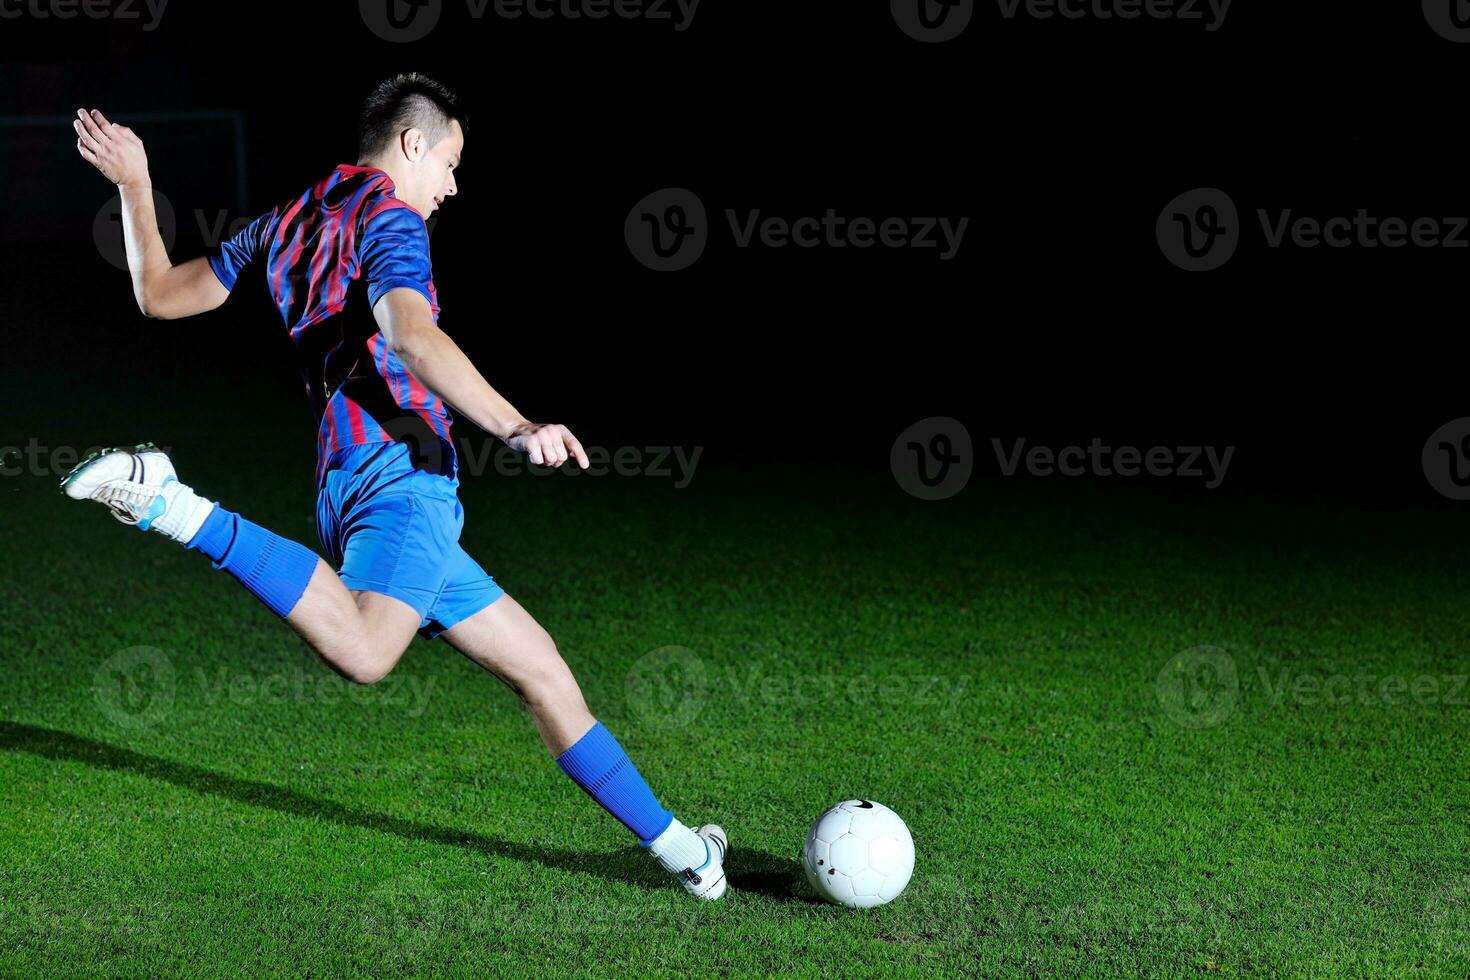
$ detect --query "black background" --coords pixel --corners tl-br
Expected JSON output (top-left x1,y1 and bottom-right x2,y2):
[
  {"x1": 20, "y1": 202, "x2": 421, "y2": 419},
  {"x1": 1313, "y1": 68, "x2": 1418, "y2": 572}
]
[{"x1": 1, "y1": 1, "x2": 1464, "y2": 498}]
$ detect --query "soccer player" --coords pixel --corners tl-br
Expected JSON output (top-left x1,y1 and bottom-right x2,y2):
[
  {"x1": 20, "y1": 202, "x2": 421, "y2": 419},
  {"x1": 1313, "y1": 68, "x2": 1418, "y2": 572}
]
[{"x1": 65, "y1": 74, "x2": 727, "y2": 900}]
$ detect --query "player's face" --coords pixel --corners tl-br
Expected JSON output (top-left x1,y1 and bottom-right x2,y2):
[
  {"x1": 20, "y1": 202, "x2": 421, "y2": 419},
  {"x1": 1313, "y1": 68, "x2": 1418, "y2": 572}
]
[{"x1": 417, "y1": 120, "x2": 463, "y2": 218}]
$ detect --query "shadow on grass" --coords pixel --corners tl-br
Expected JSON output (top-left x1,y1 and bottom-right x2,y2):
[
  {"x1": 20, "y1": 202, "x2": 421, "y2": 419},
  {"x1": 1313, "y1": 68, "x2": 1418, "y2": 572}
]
[
  {"x1": 0, "y1": 720, "x2": 653, "y2": 887},
  {"x1": 730, "y1": 850, "x2": 823, "y2": 905}
]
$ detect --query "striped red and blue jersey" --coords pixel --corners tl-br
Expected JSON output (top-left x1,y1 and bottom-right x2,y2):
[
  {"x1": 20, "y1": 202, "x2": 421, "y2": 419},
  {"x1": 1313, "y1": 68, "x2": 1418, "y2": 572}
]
[{"x1": 208, "y1": 164, "x2": 455, "y2": 486}]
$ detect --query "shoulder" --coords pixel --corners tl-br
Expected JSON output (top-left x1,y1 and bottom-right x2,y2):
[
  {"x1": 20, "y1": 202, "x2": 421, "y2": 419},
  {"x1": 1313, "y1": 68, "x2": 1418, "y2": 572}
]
[{"x1": 363, "y1": 196, "x2": 429, "y2": 238}]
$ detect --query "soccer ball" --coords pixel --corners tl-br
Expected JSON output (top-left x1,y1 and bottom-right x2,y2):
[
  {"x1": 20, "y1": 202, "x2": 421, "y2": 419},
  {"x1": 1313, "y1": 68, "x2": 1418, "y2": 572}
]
[{"x1": 802, "y1": 799, "x2": 915, "y2": 907}]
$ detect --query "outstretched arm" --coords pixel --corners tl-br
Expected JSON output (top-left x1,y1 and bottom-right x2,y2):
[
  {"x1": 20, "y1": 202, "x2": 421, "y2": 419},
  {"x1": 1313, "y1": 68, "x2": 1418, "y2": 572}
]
[
  {"x1": 373, "y1": 288, "x2": 590, "y2": 469},
  {"x1": 73, "y1": 108, "x2": 229, "y2": 320}
]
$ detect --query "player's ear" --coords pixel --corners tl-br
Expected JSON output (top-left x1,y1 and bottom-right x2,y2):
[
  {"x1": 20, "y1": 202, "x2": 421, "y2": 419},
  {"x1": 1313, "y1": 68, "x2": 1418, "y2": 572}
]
[{"x1": 400, "y1": 127, "x2": 425, "y2": 162}]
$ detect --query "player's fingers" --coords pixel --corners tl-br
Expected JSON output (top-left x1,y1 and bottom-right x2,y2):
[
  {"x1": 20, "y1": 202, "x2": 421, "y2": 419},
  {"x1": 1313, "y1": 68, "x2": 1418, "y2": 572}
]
[
  {"x1": 73, "y1": 119, "x2": 103, "y2": 155},
  {"x1": 564, "y1": 431, "x2": 590, "y2": 469},
  {"x1": 76, "y1": 138, "x2": 101, "y2": 167},
  {"x1": 76, "y1": 108, "x2": 109, "y2": 143},
  {"x1": 89, "y1": 108, "x2": 117, "y2": 134},
  {"x1": 526, "y1": 439, "x2": 544, "y2": 465},
  {"x1": 543, "y1": 433, "x2": 565, "y2": 467}
]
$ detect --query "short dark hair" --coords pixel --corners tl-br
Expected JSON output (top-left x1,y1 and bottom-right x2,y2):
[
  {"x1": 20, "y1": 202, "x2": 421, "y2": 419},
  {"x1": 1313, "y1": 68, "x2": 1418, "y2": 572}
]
[{"x1": 358, "y1": 73, "x2": 468, "y2": 161}]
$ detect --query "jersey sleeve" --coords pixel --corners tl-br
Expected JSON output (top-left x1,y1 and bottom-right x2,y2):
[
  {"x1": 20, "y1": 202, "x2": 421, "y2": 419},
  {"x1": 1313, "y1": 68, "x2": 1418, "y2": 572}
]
[
  {"x1": 360, "y1": 203, "x2": 438, "y2": 318},
  {"x1": 207, "y1": 208, "x2": 274, "y2": 292}
]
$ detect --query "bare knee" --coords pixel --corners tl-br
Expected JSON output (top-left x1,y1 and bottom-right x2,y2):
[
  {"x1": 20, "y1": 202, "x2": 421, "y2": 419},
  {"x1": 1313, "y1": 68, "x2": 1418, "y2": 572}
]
[
  {"x1": 517, "y1": 650, "x2": 587, "y2": 711},
  {"x1": 320, "y1": 633, "x2": 408, "y2": 685},
  {"x1": 342, "y1": 659, "x2": 393, "y2": 686}
]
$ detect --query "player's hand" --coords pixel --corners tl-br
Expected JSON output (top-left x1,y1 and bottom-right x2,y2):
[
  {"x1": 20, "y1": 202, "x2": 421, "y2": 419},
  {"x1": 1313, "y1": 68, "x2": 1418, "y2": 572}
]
[
  {"x1": 73, "y1": 108, "x2": 151, "y2": 188},
  {"x1": 506, "y1": 422, "x2": 589, "y2": 469}
]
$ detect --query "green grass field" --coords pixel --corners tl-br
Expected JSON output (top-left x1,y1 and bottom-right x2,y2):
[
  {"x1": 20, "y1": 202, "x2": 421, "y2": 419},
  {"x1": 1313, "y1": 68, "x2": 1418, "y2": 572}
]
[{"x1": 3, "y1": 407, "x2": 1469, "y2": 976}]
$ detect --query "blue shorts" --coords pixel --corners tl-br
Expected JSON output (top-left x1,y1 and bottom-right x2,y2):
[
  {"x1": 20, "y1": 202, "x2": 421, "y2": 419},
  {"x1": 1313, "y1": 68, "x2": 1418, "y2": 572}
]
[{"x1": 315, "y1": 440, "x2": 504, "y2": 640}]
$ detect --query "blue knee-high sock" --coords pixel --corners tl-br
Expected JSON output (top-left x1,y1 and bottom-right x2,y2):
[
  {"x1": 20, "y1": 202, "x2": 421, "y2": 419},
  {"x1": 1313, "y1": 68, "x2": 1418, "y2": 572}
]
[
  {"x1": 555, "y1": 721, "x2": 674, "y2": 844},
  {"x1": 187, "y1": 505, "x2": 319, "y2": 619}
]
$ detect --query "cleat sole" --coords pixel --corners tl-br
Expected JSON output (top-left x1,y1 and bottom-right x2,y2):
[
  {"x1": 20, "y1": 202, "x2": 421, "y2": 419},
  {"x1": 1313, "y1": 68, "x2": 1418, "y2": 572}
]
[{"x1": 58, "y1": 441, "x2": 157, "y2": 494}]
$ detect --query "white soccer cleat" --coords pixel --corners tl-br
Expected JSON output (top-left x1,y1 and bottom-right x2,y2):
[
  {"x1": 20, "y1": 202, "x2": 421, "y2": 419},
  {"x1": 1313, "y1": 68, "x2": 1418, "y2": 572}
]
[
  {"x1": 679, "y1": 824, "x2": 729, "y2": 901},
  {"x1": 646, "y1": 818, "x2": 730, "y2": 900},
  {"x1": 60, "y1": 442, "x2": 214, "y2": 544}
]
